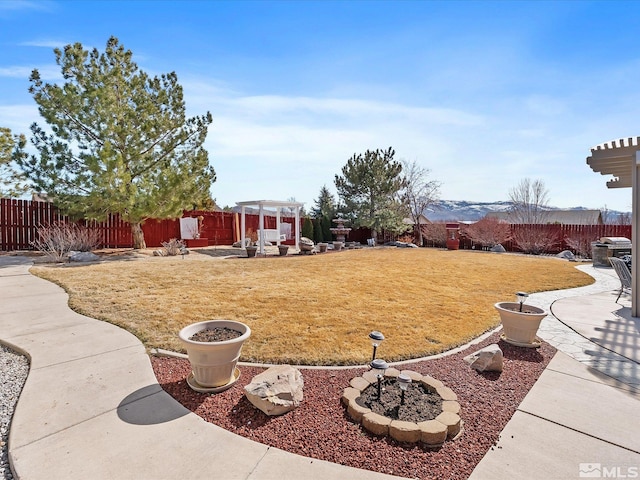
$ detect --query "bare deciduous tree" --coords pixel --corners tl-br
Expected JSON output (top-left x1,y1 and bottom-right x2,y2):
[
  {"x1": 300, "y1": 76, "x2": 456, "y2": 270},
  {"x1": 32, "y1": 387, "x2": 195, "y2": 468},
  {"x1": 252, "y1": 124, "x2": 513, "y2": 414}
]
[
  {"x1": 401, "y1": 159, "x2": 441, "y2": 245},
  {"x1": 508, "y1": 178, "x2": 550, "y2": 224}
]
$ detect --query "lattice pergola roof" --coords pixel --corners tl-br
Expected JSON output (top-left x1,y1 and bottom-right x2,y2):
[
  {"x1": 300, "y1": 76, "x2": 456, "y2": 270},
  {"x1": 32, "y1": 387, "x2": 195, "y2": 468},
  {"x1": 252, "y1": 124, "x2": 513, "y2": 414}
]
[
  {"x1": 586, "y1": 136, "x2": 638, "y2": 317},
  {"x1": 587, "y1": 137, "x2": 640, "y2": 189}
]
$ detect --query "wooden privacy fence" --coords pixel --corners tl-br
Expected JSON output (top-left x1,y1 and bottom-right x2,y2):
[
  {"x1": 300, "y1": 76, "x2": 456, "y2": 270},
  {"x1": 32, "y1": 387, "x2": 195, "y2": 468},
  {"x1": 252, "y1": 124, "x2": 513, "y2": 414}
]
[
  {"x1": 0, "y1": 199, "x2": 300, "y2": 251},
  {"x1": 0, "y1": 198, "x2": 632, "y2": 253}
]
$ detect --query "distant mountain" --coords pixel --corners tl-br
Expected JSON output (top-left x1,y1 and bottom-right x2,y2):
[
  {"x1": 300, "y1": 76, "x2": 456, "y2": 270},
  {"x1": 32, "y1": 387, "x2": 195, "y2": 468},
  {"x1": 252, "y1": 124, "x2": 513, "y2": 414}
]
[{"x1": 423, "y1": 200, "x2": 628, "y2": 222}]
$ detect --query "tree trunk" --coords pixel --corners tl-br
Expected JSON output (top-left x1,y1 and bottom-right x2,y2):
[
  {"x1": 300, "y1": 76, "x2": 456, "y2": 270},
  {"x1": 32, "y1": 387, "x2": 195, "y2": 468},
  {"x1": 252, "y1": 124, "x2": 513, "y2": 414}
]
[{"x1": 131, "y1": 222, "x2": 146, "y2": 250}]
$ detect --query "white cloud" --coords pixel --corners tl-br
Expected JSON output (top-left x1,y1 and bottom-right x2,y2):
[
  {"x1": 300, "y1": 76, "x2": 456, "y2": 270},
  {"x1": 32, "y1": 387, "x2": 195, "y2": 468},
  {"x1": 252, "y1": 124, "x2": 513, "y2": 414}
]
[
  {"x1": 0, "y1": 105, "x2": 38, "y2": 133},
  {"x1": 0, "y1": 1, "x2": 50, "y2": 13},
  {"x1": 0, "y1": 65, "x2": 61, "y2": 80},
  {"x1": 18, "y1": 39, "x2": 67, "y2": 49}
]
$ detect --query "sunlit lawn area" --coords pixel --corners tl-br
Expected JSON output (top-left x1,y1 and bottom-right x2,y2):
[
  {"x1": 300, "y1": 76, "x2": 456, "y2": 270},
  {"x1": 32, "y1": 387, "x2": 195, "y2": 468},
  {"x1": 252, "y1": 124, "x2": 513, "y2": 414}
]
[{"x1": 31, "y1": 247, "x2": 593, "y2": 365}]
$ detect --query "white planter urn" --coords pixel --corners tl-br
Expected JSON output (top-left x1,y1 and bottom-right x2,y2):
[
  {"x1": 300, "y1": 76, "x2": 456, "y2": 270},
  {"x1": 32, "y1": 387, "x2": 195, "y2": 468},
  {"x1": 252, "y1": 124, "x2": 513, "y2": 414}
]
[
  {"x1": 179, "y1": 320, "x2": 251, "y2": 388},
  {"x1": 494, "y1": 302, "x2": 546, "y2": 347}
]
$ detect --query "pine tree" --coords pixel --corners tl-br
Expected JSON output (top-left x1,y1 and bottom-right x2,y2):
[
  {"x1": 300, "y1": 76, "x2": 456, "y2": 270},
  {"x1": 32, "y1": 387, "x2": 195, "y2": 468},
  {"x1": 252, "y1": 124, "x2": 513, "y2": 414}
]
[
  {"x1": 0, "y1": 128, "x2": 29, "y2": 198},
  {"x1": 15, "y1": 37, "x2": 215, "y2": 249},
  {"x1": 334, "y1": 147, "x2": 406, "y2": 239}
]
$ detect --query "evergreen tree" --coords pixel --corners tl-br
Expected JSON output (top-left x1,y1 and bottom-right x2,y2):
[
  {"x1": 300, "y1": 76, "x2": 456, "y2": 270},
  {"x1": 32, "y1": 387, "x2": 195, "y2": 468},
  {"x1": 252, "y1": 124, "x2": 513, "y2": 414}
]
[
  {"x1": 313, "y1": 217, "x2": 323, "y2": 243},
  {"x1": 334, "y1": 147, "x2": 406, "y2": 239},
  {"x1": 322, "y1": 215, "x2": 333, "y2": 242},
  {"x1": 311, "y1": 185, "x2": 336, "y2": 219},
  {"x1": 0, "y1": 128, "x2": 29, "y2": 198},
  {"x1": 301, "y1": 216, "x2": 314, "y2": 239},
  {"x1": 15, "y1": 37, "x2": 215, "y2": 249}
]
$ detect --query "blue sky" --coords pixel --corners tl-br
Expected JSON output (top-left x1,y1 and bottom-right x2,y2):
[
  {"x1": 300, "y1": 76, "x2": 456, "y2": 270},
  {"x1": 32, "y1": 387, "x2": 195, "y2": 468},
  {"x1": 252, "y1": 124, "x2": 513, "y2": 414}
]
[{"x1": 0, "y1": 0, "x2": 637, "y2": 212}]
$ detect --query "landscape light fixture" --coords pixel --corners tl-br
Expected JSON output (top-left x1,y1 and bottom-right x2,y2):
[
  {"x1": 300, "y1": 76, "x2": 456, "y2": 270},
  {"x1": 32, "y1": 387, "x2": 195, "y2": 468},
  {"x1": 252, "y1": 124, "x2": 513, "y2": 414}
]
[
  {"x1": 370, "y1": 358, "x2": 388, "y2": 400},
  {"x1": 516, "y1": 292, "x2": 529, "y2": 312},
  {"x1": 397, "y1": 373, "x2": 412, "y2": 405},
  {"x1": 369, "y1": 331, "x2": 385, "y2": 361}
]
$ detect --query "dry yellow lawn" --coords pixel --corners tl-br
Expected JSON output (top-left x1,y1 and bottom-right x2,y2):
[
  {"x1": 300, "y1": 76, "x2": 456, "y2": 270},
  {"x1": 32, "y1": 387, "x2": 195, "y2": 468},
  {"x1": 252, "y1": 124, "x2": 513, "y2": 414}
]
[{"x1": 31, "y1": 247, "x2": 592, "y2": 365}]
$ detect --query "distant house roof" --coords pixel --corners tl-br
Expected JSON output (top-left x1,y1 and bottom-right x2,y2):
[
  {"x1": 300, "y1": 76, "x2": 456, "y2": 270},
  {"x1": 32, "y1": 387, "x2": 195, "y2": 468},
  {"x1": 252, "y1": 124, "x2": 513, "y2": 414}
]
[
  {"x1": 485, "y1": 209, "x2": 603, "y2": 225},
  {"x1": 402, "y1": 214, "x2": 431, "y2": 225}
]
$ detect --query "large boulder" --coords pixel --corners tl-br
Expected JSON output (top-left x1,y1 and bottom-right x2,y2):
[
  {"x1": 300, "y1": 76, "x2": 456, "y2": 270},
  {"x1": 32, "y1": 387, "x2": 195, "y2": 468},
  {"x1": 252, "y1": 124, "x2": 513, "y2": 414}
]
[
  {"x1": 68, "y1": 251, "x2": 100, "y2": 263},
  {"x1": 556, "y1": 250, "x2": 576, "y2": 261},
  {"x1": 490, "y1": 244, "x2": 506, "y2": 253},
  {"x1": 244, "y1": 365, "x2": 304, "y2": 416},
  {"x1": 463, "y1": 344, "x2": 503, "y2": 372}
]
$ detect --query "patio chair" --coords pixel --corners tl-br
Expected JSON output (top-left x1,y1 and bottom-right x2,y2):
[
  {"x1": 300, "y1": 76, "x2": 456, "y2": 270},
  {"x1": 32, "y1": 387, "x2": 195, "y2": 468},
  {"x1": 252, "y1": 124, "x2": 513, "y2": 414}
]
[{"x1": 609, "y1": 257, "x2": 632, "y2": 303}]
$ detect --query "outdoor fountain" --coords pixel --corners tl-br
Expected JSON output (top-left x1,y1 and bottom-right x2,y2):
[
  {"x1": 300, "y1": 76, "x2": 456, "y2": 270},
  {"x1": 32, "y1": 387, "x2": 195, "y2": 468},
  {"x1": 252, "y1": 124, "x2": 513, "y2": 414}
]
[{"x1": 330, "y1": 215, "x2": 352, "y2": 243}]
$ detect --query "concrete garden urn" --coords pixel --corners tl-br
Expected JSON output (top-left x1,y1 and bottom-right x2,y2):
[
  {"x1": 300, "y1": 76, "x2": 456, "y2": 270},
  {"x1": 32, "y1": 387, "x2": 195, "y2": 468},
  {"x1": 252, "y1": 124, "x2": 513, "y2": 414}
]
[
  {"x1": 317, "y1": 242, "x2": 328, "y2": 253},
  {"x1": 278, "y1": 245, "x2": 289, "y2": 256},
  {"x1": 332, "y1": 241, "x2": 343, "y2": 251},
  {"x1": 494, "y1": 302, "x2": 546, "y2": 347},
  {"x1": 179, "y1": 320, "x2": 251, "y2": 388}
]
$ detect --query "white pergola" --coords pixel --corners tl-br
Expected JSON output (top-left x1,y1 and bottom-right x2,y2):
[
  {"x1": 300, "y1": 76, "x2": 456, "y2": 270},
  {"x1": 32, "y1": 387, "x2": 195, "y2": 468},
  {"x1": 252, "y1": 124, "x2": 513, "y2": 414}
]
[
  {"x1": 236, "y1": 200, "x2": 304, "y2": 255},
  {"x1": 586, "y1": 137, "x2": 638, "y2": 316}
]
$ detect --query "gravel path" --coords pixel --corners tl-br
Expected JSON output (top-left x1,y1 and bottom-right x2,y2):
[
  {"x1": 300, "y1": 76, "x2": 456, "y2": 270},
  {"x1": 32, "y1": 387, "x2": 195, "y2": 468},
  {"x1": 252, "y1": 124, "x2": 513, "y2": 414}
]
[
  {"x1": 0, "y1": 345, "x2": 29, "y2": 480},
  {"x1": 153, "y1": 332, "x2": 555, "y2": 480}
]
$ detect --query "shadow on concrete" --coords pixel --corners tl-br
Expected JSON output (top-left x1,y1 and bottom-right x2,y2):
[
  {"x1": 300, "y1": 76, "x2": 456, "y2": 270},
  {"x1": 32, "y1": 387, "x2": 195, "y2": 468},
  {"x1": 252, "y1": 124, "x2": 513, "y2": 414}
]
[{"x1": 117, "y1": 384, "x2": 192, "y2": 425}]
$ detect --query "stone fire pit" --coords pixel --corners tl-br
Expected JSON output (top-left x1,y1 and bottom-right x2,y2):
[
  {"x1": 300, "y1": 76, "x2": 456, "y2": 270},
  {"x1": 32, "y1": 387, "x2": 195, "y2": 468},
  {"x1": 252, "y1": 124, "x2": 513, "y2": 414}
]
[{"x1": 342, "y1": 368, "x2": 462, "y2": 445}]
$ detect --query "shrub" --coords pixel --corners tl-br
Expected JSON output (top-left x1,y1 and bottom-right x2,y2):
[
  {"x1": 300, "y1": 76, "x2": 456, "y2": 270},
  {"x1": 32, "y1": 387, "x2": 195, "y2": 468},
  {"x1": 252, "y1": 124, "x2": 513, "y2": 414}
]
[
  {"x1": 564, "y1": 231, "x2": 599, "y2": 258},
  {"x1": 462, "y1": 216, "x2": 511, "y2": 249},
  {"x1": 32, "y1": 222, "x2": 102, "y2": 262},
  {"x1": 511, "y1": 225, "x2": 560, "y2": 255},
  {"x1": 302, "y1": 217, "x2": 314, "y2": 239},
  {"x1": 322, "y1": 215, "x2": 333, "y2": 242},
  {"x1": 313, "y1": 217, "x2": 323, "y2": 243},
  {"x1": 161, "y1": 238, "x2": 186, "y2": 256},
  {"x1": 421, "y1": 222, "x2": 447, "y2": 248}
]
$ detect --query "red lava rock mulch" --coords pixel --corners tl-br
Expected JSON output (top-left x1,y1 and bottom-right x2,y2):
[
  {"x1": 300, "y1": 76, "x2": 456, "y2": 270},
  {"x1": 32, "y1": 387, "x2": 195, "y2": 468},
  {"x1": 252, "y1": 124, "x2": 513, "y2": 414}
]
[{"x1": 151, "y1": 332, "x2": 556, "y2": 480}]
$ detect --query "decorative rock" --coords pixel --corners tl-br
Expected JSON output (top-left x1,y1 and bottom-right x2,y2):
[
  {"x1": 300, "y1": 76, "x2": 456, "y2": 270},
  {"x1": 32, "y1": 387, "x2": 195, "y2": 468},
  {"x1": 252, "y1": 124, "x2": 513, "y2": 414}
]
[
  {"x1": 557, "y1": 250, "x2": 576, "y2": 261},
  {"x1": 362, "y1": 412, "x2": 391, "y2": 436},
  {"x1": 349, "y1": 376, "x2": 370, "y2": 391},
  {"x1": 244, "y1": 365, "x2": 303, "y2": 416},
  {"x1": 418, "y1": 419, "x2": 448, "y2": 446},
  {"x1": 442, "y1": 400, "x2": 461, "y2": 415},
  {"x1": 69, "y1": 251, "x2": 100, "y2": 262},
  {"x1": 435, "y1": 385, "x2": 457, "y2": 401},
  {"x1": 436, "y1": 411, "x2": 461, "y2": 438},
  {"x1": 389, "y1": 420, "x2": 421, "y2": 443},
  {"x1": 341, "y1": 387, "x2": 360, "y2": 406},
  {"x1": 490, "y1": 244, "x2": 506, "y2": 253},
  {"x1": 463, "y1": 343, "x2": 504, "y2": 372},
  {"x1": 347, "y1": 399, "x2": 371, "y2": 422}
]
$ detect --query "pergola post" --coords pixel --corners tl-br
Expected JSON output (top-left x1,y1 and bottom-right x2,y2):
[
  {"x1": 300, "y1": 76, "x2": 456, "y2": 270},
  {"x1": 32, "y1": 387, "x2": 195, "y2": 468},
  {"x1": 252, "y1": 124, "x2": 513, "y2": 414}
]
[
  {"x1": 276, "y1": 208, "x2": 282, "y2": 246},
  {"x1": 241, "y1": 206, "x2": 246, "y2": 250},
  {"x1": 633, "y1": 152, "x2": 640, "y2": 316},
  {"x1": 258, "y1": 205, "x2": 265, "y2": 255}
]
